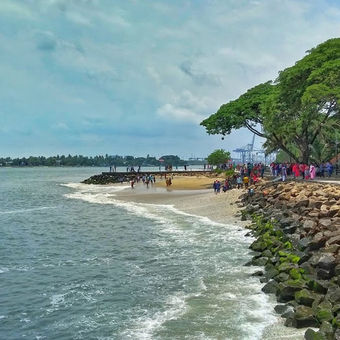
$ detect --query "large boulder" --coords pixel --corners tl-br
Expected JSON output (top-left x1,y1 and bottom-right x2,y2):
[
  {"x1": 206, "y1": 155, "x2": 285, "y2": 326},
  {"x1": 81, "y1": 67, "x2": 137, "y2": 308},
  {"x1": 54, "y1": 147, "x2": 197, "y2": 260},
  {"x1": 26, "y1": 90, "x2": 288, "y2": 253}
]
[
  {"x1": 305, "y1": 328, "x2": 329, "y2": 340},
  {"x1": 262, "y1": 280, "x2": 279, "y2": 294},
  {"x1": 303, "y1": 219, "x2": 317, "y2": 232},
  {"x1": 295, "y1": 199, "x2": 310, "y2": 208},
  {"x1": 292, "y1": 305, "x2": 319, "y2": 328},
  {"x1": 295, "y1": 289, "x2": 320, "y2": 307},
  {"x1": 314, "y1": 300, "x2": 333, "y2": 323},
  {"x1": 326, "y1": 287, "x2": 340, "y2": 304},
  {"x1": 305, "y1": 328, "x2": 328, "y2": 340},
  {"x1": 277, "y1": 280, "x2": 306, "y2": 302}
]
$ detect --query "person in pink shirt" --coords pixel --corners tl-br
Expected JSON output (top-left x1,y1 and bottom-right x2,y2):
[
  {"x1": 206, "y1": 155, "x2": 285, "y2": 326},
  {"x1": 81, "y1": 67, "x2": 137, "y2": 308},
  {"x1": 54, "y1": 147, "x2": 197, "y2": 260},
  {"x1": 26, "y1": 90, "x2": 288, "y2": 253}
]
[{"x1": 310, "y1": 164, "x2": 316, "y2": 180}]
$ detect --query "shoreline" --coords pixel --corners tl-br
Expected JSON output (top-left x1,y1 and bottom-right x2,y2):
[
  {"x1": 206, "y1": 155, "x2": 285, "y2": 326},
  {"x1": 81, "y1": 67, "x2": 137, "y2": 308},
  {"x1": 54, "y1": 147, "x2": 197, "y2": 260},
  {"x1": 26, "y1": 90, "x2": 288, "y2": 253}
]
[
  {"x1": 113, "y1": 180, "x2": 247, "y2": 226},
  {"x1": 111, "y1": 179, "x2": 306, "y2": 339},
  {"x1": 77, "y1": 175, "x2": 309, "y2": 339}
]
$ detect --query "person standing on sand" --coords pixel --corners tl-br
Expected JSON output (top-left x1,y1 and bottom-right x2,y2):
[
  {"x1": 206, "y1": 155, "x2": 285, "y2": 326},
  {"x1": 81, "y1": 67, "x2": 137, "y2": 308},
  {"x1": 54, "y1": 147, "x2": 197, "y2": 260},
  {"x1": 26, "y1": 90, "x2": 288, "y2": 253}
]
[
  {"x1": 237, "y1": 176, "x2": 242, "y2": 189},
  {"x1": 310, "y1": 164, "x2": 316, "y2": 180},
  {"x1": 304, "y1": 165, "x2": 310, "y2": 180},
  {"x1": 130, "y1": 179, "x2": 135, "y2": 188},
  {"x1": 260, "y1": 163, "x2": 265, "y2": 178},
  {"x1": 326, "y1": 162, "x2": 333, "y2": 177},
  {"x1": 216, "y1": 180, "x2": 221, "y2": 193},
  {"x1": 243, "y1": 175, "x2": 249, "y2": 189},
  {"x1": 213, "y1": 180, "x2": 217, "y2": 193},
  {"x1": 281, "y1": 164, "x2": 287, "y2": 182}
]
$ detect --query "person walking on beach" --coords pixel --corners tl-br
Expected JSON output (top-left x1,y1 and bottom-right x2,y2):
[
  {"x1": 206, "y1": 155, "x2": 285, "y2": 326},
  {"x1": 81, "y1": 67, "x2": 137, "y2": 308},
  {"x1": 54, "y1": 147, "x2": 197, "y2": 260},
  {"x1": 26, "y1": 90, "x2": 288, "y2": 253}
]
[
  {"x1": 130, "y1": 179, "x2": 135, "y2": 188},
  {"x1": 243, "y1": 176, "x2": 249, "y2": 189},
  {"x1": 236, "y1": 176, "x2": 242, "y2": 189}
]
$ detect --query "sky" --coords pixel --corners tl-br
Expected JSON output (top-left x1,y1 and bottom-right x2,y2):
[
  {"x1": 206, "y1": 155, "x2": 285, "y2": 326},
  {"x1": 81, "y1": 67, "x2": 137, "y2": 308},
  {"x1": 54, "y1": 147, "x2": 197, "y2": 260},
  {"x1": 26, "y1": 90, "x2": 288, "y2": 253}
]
[{"x1": 1, "y1": 0, "x2": 340, "y2": 159}]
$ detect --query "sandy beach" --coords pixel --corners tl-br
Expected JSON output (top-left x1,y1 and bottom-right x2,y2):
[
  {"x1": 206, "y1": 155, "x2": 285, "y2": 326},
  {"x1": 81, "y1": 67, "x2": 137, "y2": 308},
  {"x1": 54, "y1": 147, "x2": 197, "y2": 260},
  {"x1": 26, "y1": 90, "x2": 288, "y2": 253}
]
[{"x1": 114, "y1": 175, "x2": 246, "y2": 225}]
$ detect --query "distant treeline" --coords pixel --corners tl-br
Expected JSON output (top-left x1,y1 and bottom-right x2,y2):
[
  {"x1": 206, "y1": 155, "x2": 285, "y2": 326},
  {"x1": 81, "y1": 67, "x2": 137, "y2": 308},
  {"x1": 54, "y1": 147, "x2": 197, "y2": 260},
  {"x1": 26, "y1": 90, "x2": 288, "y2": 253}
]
[{"x1": 0, "y1": 154, "x2": 205, "y2": 167}]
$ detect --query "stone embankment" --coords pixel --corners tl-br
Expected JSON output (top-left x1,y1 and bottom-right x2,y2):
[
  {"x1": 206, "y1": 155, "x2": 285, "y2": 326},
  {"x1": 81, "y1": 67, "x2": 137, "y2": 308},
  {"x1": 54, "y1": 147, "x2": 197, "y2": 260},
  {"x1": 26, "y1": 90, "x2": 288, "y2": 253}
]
[
  {"x1": 82, "y1": 173, "x2": 137, "y2": 184},
  {"x1": 239, "y1": 181, "x2": 340, "y2": 339},
  {"x1": 82, "y1": 171, "x2": 215, "y2": 185}
]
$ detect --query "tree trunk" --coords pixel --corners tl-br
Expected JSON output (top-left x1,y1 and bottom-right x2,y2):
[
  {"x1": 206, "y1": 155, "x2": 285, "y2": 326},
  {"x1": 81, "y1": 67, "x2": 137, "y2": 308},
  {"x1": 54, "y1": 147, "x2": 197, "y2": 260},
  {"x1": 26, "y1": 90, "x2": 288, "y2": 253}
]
[{"x1": 301, "y1": 143, "x2": 310, "y2": 164}]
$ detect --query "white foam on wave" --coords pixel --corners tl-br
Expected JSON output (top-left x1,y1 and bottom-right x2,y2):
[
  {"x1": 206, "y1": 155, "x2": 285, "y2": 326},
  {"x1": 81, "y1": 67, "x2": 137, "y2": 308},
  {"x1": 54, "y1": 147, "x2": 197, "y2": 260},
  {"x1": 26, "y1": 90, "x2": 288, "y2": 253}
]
[
  {"x1": 61, "y1": 182, "x2": 129, "y2": 193},
  {"x1": 0, "y1": 206, "x2": 57, "y2": 215},
  {"x1": 120, "y1": 292, "x2": 188, "y2": 339},
  {"x1": 50, "y1": 293, "x2": 66, "y2": 308},
  {"x1": 62, "y1": 182, "x2": 285, "y2": 339}
]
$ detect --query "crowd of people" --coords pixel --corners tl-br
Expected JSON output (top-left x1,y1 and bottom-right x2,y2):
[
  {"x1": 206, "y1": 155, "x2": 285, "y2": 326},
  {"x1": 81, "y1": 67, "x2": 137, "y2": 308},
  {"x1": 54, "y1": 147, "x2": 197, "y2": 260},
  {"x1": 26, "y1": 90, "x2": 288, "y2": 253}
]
[
  {"x1": 129, "y1": 174, "x2": 156, "y2": 188},
  {"x1": 211, "y1": 160, "x2": 338, "y2": 194},
  {"x1": 212, "y1": 163, "x2": 267, "y2": 194},
  {"x1": 269, "y1": 162, "x2": 335, "y2": 181}
]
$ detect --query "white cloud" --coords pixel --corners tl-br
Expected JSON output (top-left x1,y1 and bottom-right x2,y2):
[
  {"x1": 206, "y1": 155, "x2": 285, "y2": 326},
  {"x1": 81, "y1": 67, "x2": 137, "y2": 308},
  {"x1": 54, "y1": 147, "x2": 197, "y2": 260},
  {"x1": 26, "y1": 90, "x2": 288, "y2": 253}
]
[
  {"x1": 0, "y1": 1, "x2": 34, "y2": 18},
  {"x1": 157, "y1": 103, "x2": 204, "y2": 124},
  {"x1": 1, "y1": 0, "x2": 340, "y2": 157}
]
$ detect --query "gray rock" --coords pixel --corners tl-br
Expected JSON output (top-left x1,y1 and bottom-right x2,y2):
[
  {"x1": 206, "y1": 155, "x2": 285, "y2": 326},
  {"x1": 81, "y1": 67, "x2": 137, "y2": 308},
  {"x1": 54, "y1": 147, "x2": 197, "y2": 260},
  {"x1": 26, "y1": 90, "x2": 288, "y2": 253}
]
[
  {"x1": 277, "y1": 280, "x2": 306, "y2": 302},
  {"x1": 303, "y1": 219, "x2": 317, "y2": 231},
  {"x1": 295, "y1": 199, "x2": 310, "y2": 208},
  {"x1": 298, "y1": 237, "x2": 313, "y2": 250},
  {"x1": 265, "y1": 267, "x2": 279, "y2": 280},
  {"x1": 262, "y1": 280, "x2": 279, "y2": 294},
  {"x1": 326, "y1": 287, "x2": 340, "y2": 304},
  {"x1": 317, "y1": 254, "x2": 336, "y2": 271},
  {"x1": 275, "y1": 272, "x2": 290, "y2": 282},
  {"x1": 292, "y1": 305, "x2": 319, "y2": 328},
  {"x1": 295, "y1": 289, "x2": 319, "y2": 307},
  {"x1": 305, "y1": 328, "x2": 327, "y2": 340},
  {"x1": 319, "y1": 321, "x2": 333, "y2": 336},
  {"x1": 317, "y1": 268, "x2": 334, "y2": 280},
  {"x1": 274, "y1": 304, "x2": 291, "y2": 315},
  {"x1": 251, "y1": 257, "x2": 269, "y2": 266}
]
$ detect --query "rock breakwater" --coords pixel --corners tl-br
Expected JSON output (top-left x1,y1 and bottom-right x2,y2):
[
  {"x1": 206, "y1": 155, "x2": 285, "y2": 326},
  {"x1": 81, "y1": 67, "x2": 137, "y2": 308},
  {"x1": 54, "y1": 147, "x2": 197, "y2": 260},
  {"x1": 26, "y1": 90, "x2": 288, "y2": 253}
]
[
  {"x1": 82, "y1": 173, "x2": 137, "y2": 184},
  {"x1": 239, "y1": 181, "x2": 340, "y2": 339}
]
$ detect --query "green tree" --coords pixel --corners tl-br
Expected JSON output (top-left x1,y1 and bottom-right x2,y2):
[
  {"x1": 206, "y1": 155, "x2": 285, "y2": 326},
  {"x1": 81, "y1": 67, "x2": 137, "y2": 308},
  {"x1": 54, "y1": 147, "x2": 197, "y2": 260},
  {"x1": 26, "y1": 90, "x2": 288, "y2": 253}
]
[
  {"x1": 207, "y1": 149, "x2": 230, "y2": 166},
  {"x1": 201, "y1": 38, "x2": 340, "y2": 163}
]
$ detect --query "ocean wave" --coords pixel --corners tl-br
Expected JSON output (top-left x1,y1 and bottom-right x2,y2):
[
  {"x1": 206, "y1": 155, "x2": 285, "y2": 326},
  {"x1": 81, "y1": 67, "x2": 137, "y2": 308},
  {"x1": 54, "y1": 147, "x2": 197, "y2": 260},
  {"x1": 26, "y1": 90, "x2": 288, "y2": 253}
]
[
  {"x1": 0, "y1": 206, "x2": 57, "y2": 215},
  {"x1": 120, "y1": 292, "x2": 188, "y2": 339},
  {"x1": 61, "y1": 182, "x2": 129, "y2": 193}
]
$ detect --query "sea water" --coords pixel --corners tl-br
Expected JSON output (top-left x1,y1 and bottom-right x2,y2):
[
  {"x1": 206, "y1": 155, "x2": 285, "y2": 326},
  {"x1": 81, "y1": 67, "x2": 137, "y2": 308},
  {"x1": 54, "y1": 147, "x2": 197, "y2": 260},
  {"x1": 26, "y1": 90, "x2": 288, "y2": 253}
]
[{"x1": 0, "y1": 168, "x2": 304, "y2": 339}]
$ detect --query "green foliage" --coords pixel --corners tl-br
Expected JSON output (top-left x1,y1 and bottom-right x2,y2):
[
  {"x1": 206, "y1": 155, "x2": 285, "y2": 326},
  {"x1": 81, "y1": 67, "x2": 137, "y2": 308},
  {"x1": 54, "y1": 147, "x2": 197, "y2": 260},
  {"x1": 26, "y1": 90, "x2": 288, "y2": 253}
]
[
  {"x1": 289, "y1": 268, "x2": 302, "y2": 280},
  {"x1": 201, "y1": 38, "x2": 340, "y2": 163},
  {"x1": 284, "y1": 241, "x2": 293, "y2": 250},
  {"x1": 214, "y1": 168, "x2": 223, "y2": 174},
  {"x1": 0, "y1": 154, "x2": 188, "y2": 167},
  {"x1": 225, "y1": 169, "x2": 235, "y2": 177},
  {"x1": 207, "y1": 149, "x2": 231, "y2": 166}
]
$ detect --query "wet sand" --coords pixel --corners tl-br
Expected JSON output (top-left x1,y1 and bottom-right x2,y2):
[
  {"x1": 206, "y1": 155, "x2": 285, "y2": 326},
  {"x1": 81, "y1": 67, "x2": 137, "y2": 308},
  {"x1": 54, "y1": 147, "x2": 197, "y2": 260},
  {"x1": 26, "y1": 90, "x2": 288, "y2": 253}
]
[{"x1": 114, "y1": 175, "x2": 246, "y2": 225}]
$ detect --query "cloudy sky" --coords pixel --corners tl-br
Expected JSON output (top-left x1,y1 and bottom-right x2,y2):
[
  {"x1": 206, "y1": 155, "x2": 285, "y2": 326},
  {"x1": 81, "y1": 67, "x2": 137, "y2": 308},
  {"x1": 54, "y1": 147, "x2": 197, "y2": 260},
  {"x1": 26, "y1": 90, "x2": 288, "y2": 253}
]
[{"x1": 1, "y1": 0, "x2": 340, "y2": 159}]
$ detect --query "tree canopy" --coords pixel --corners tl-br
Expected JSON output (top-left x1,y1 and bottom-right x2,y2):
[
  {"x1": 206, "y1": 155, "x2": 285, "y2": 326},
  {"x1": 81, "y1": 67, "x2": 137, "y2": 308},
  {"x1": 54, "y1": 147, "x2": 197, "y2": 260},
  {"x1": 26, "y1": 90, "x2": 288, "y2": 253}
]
[
  {"x1": 0, "y1": 154, "x2": 190, "y2": 167},
  {"x1": 201, "y1": 38, "x2": 340, "y2": 164},
  {"x1": 207, "y1": 149, "x2": 231, "y2": 166}
]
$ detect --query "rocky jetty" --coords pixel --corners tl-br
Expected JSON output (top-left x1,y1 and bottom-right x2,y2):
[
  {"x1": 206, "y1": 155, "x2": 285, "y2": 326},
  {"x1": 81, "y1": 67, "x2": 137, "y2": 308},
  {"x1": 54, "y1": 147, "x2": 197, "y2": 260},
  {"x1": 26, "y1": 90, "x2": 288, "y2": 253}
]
[
  {"x1": 239, "y1": 181, "x2": 340, "y2": 339},
  {"x1": 82, "y1": 171, "x2": 215, "y2": 185},
  {"x1": 82, "y1": 173, "x2": 137, "y2": 184}
]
